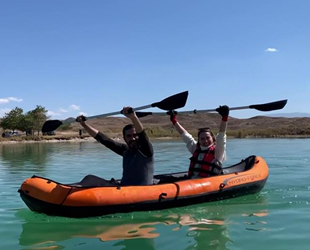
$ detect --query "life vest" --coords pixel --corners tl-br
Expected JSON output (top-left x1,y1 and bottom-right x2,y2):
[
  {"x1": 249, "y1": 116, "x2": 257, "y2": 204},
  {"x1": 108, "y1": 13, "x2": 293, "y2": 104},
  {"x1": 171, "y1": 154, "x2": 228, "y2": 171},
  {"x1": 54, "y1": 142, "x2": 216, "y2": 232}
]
[{"x1": 188, "y1": 145, "x2": 222, "y2": 178}]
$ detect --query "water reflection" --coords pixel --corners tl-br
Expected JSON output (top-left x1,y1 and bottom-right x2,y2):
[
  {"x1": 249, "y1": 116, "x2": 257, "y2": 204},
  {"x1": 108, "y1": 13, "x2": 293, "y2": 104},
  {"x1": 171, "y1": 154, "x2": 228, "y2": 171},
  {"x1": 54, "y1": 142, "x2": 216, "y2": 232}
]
[
  {"x1": 17, "y1": 196, "x2": 268, "y2": 250},
  {"x1": 243, "y1": 211, "x2": 268, "y2": 232},
  {"x1": 167, "y1": 214, "x2": 231, "y2": 250},
  {"x1": 0, "y1": 143, "x2": 49, "y2": 170}
]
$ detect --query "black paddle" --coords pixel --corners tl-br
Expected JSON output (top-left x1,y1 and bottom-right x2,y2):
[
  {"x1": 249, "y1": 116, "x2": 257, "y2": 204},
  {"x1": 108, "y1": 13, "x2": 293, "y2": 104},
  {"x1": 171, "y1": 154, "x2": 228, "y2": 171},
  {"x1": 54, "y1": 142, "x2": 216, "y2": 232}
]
[
  {"x1": 42, "y1": 91, "x2": 189, "y2": 133},
  {"x1": 135, "y1": 99, "x2": 288, "y2": 118}
]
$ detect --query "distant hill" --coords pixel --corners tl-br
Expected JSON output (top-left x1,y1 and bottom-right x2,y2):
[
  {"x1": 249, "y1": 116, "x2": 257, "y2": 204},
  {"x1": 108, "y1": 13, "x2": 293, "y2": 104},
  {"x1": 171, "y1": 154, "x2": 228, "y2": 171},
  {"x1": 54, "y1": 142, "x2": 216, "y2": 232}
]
[
  {"x1": 267, "y1": 112, "x2": 310, "y2": 118},
  {"x1": 67, "y1": 113, "x2": 310, "y2": 138},
  {"x1": 2, "y1": 113, "x2": 310, "y2": 139}
]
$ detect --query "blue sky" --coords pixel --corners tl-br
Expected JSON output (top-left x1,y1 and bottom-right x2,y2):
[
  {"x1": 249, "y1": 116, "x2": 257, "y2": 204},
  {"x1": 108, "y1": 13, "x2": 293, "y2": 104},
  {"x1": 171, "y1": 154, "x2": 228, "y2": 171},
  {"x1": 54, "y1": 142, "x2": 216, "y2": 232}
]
[{"x1": 1, "y1": 0, "x2": 309, "y2": 120}]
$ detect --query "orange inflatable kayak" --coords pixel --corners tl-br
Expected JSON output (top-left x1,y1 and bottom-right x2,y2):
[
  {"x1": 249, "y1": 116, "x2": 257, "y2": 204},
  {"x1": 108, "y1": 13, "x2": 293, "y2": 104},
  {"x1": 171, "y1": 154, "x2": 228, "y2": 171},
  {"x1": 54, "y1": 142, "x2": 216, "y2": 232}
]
[{"x1": 18, "y1": 155, "x2": 268, "y2": 218}]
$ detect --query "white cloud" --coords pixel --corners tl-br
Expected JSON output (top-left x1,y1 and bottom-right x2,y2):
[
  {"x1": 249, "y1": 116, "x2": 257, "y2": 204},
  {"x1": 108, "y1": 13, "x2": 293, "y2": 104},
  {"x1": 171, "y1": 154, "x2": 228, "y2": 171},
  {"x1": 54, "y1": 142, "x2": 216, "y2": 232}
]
[
  {"x1": 0, "y1": 96, "x2": 23, "y2": 104},
  {"x1": 8, "y1": 97, "x2": 23, "y2": 102},
  {"x1": 47, "y1": 110, "x2": 62, "y2": 117},
  {"x1": 47, "y1": 105, "x2": 82, "y2": 119},
  {"x1": 265, "y1": 48, "x2": 278, "y2": 52},
  {"x1": 79, "y1": 111, "x2": 88, "y2": 116},
  {"x1": 0, "y1": 99, "x2": 9, "y2": 104},
  {"x1": 59, "y1": 108, "x2": 68, "y2": 113},
  {"x1": 69, "y1": 104, "x2": 80, "y2": 110}
]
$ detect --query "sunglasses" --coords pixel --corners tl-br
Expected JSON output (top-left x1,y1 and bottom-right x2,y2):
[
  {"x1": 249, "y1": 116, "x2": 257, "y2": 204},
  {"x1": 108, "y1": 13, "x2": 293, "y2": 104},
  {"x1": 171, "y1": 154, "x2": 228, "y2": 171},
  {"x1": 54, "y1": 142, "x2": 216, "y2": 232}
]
[{"x1": 198, "y1": 127, "x2": 211, "y2": 131}]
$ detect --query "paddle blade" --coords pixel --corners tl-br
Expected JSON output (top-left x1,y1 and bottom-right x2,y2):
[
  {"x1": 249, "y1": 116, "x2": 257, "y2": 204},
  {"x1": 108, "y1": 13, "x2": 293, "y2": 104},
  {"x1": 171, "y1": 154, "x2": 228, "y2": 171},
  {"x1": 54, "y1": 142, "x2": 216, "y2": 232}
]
[
  {"x1": 42, "y1": 120, "x2": 63, "y2": 133},
  {"x1": 249, "y1": 99, "x2": 288, "y2": 112},
  {"x1": 151, "y1": 91, "x2": 188, "y2": 110},
  {"x1": 136, "y1": 112, "x2": 153, "y2": 118}
]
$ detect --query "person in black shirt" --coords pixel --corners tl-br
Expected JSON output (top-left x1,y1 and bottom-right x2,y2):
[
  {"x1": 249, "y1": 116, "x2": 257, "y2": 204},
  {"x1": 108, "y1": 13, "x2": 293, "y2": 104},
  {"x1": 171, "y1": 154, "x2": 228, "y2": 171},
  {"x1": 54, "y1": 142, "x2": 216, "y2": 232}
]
[{"x1": 76, "y1": 107, "x2": 154, "y2": 186}]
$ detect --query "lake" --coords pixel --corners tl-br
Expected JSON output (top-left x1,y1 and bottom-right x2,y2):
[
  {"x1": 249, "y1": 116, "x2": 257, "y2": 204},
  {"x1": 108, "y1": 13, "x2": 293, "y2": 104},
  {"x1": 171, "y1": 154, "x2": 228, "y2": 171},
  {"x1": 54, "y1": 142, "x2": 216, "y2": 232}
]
[{"x1": 0, "y1": 138, "x2": 309, "y2": 250}]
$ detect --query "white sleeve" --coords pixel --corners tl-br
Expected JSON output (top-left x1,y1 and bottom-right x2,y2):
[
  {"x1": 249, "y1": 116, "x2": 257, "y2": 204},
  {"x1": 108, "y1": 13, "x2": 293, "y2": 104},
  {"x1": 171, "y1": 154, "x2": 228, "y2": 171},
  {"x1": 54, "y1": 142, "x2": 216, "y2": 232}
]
[
  {"x1": 215, "y1": 132, "x2": 226, "y2": 163},
  {"x1": 181, "y1": 131, "x2": 197, "y2": 154}
]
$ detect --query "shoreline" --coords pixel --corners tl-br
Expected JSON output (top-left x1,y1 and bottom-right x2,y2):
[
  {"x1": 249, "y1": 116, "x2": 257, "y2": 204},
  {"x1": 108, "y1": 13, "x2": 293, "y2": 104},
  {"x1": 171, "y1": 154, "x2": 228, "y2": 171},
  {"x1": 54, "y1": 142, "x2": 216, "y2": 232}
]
[
  {"x1": 0, "y1": 136, "x2": 96, "y2": 144},
  {"x1": 1, "y1": 134, "x2": 310, "y2": 145}
]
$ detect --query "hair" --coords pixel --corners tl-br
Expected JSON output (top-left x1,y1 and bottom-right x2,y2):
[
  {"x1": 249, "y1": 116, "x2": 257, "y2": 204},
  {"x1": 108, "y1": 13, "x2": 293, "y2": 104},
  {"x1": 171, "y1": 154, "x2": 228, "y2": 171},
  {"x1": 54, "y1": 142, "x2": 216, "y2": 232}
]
[
  {"x1": 122, "y1": 124, "x2": 134, "y2": 137},
  {"x1": 197, "y1": 127, "x2": 216, "y2": 144}
]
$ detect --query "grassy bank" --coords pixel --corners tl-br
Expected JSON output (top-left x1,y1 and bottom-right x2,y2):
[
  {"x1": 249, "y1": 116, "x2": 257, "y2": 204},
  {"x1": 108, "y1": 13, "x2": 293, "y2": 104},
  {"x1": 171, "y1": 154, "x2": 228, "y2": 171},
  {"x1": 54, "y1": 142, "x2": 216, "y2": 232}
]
[
  {"x1": 145, "y1": 127, "x2": 310, "y2": 139},
  {"x1": 2, "y1": 123, "x2": 310, "y2": 143}
]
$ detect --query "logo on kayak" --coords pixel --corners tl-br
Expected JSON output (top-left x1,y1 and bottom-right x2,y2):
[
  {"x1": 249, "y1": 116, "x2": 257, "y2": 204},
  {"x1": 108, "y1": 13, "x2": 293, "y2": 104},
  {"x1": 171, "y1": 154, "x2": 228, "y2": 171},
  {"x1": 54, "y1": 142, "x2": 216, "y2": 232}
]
[{"x1": 223, "y1": 174, "x2": 261, "y2": 186}]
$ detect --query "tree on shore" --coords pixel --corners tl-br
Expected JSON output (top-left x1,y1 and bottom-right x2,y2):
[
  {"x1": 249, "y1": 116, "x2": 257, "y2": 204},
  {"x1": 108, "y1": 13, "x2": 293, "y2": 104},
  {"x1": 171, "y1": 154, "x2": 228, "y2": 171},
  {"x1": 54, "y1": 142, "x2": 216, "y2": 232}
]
[
  {"x1": 28, "y1": 105, "x2": 48, "y2": 135},
  {"x1": 0, "y1": 107, "x2": 24, "y2": 132},
  {"x1": 0, "y1": 105, "x2": 48, "y2": 135}
]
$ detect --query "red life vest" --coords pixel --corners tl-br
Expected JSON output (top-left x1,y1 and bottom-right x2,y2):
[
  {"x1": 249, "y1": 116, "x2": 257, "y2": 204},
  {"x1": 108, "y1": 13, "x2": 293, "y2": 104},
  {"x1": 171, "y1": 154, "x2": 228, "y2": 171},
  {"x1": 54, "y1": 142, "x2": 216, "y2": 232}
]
[{"x1": 188, "y1": 145, "x2": 222, "y2": 177}]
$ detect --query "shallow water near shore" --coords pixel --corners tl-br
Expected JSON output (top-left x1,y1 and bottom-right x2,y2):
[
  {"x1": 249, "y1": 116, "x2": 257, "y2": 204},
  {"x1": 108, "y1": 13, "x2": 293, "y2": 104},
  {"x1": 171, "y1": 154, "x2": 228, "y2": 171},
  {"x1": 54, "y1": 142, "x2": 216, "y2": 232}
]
[{"x1": 1, "y1": 138, "x2": 310, "y2": 250}]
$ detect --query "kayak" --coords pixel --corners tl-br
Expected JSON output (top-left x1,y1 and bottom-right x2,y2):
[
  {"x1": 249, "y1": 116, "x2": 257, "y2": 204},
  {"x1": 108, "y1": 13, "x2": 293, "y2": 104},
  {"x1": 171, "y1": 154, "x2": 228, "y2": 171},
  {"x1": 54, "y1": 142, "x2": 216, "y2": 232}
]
[{"x1": 18, "y1": 155, "x2": 268, "y2": 218}]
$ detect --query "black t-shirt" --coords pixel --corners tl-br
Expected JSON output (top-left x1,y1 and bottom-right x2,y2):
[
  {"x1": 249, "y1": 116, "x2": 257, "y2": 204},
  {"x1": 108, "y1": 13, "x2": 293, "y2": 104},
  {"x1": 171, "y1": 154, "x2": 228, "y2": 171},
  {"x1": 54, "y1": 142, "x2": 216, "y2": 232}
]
[{"x1": 95, "y1": 130, "x2": 154, "y2": 185}]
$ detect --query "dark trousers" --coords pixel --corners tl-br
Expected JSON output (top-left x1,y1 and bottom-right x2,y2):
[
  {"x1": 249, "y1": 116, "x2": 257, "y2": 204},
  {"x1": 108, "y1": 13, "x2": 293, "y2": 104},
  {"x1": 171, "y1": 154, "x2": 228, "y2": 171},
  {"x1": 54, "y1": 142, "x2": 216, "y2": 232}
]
[{"x1": 78, "y1": 174, "x2": 119, "y2": 187}]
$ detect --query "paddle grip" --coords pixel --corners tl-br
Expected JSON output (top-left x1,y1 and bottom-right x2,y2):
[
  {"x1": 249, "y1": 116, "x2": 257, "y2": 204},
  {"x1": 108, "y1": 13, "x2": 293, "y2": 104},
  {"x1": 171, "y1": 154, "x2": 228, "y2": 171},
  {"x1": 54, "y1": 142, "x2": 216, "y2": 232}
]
[
  {"x1": 121, "y1": 108, "x2": 134, "y2": 115},
  {"x1": 166, "y1": 110, "x2": 178, "y2": 115},
  {"x1": 75, "y1": 116, "x2": 87, "y2": 122}
]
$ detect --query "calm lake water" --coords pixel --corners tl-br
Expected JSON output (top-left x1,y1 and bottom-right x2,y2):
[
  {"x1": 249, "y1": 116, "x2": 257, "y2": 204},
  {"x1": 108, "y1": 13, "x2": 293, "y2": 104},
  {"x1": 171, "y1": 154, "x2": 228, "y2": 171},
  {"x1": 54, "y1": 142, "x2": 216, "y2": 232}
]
[{"x1": 1, "y1": 138, "x2": 309, "y2": 250}]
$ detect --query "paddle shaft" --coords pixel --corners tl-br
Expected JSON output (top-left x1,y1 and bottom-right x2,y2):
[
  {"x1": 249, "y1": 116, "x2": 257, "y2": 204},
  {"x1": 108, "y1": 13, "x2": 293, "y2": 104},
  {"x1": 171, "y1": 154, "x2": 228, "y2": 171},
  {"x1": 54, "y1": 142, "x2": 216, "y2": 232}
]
[
  {"x1": 136, "y1": 99, "x2": 288, "y2": 117},
  {"x1": 136, "y1": 107, "x2": 247, "y2": 117},
  {"x1": 177, "y1": 105, "x2": 253, "y2": 114},
  {"x1": 57, "y1": 104, "x2": 156, "y2": 126},
  {"x1": 176, "y1": 104, "x2": 273, "y2": 114},
  {"x1": 84, "y1": 104, "x2": 154, "y2": 120},
  {"x1": 73, "y1": 91, "x2": 188, "y2": 120},
  {"x1": 42, "y1": 91, "x2": 188, "y2": 132}
]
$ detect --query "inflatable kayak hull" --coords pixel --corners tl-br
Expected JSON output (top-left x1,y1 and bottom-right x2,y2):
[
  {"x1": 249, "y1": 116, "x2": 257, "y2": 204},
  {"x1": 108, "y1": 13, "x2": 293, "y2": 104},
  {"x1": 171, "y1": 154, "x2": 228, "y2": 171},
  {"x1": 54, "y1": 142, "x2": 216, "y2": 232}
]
[{"x1": 19, "y1": 155, "x2": 268, "y2": 218}]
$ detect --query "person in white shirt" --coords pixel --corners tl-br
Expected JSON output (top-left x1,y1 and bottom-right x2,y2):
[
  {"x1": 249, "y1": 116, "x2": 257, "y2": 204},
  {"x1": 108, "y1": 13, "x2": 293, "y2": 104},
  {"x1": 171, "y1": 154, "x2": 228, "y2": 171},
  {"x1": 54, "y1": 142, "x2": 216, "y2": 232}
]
[{"x1": 170, "y1": 105, "x2": 229, "y2": 178}]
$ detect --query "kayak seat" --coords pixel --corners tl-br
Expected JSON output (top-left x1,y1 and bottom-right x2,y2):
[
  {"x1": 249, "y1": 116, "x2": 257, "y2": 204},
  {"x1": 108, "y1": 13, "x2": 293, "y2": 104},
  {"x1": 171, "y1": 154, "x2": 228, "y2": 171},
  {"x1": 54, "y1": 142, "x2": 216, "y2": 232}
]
[
  {"x1": 222, "y1": 155, "x2": 256, "y2": 175},
  {"x1": 68, "y1": 174, "x2": 120, "y2": 187},
  {"x1": 153, "y1": 173, "x2": 189, "y2": 184}
]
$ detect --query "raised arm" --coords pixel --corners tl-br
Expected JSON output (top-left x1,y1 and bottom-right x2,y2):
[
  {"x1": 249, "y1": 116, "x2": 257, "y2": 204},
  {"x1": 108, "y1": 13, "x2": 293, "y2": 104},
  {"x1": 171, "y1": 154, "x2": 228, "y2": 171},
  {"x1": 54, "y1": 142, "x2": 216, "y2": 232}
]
[
  {"x1": 216, "y1": 105, "x2": 229, "y2": 133},
  {"x1": 122, "y1": 106, "x2": 153, "y2": 157},
  {"x1": 214, "y1": 105, "x2": 229, "y2": 163},
  {"x1": 76, "y1": 115, "x2": 127, "y2": 156},
  {"x1": 170, "y1": 112, "x2": 187, "y2": 135},
  {"x1": 169, "y1": 112, "x2": 197, "y2": 154},
  {"x1": 122, "y1": 107, "x2": 143, "y2": 133}
]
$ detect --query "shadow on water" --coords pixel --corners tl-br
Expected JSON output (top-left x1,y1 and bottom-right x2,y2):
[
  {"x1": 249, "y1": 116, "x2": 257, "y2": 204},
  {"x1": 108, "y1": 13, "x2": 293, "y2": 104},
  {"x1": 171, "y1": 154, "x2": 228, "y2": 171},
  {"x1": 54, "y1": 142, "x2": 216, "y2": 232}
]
[
  {"x1": 0, "y1": 143, "x2": 49, "y2": 171},
  {"x1": 16, "y1": 194, "x2": 268, "y2": 250}
]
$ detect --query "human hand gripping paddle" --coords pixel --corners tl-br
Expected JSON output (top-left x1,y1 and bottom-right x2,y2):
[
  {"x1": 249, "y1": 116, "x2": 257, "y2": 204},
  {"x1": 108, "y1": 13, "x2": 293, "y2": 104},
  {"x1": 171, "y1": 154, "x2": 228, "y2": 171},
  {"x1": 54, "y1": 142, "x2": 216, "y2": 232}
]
[
  {"x1": 134, "y1": 99, "x2": 288, "y2": 118},
  {"x1": 42, "y1": 91, "x2": 189, "y2": 133}
]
